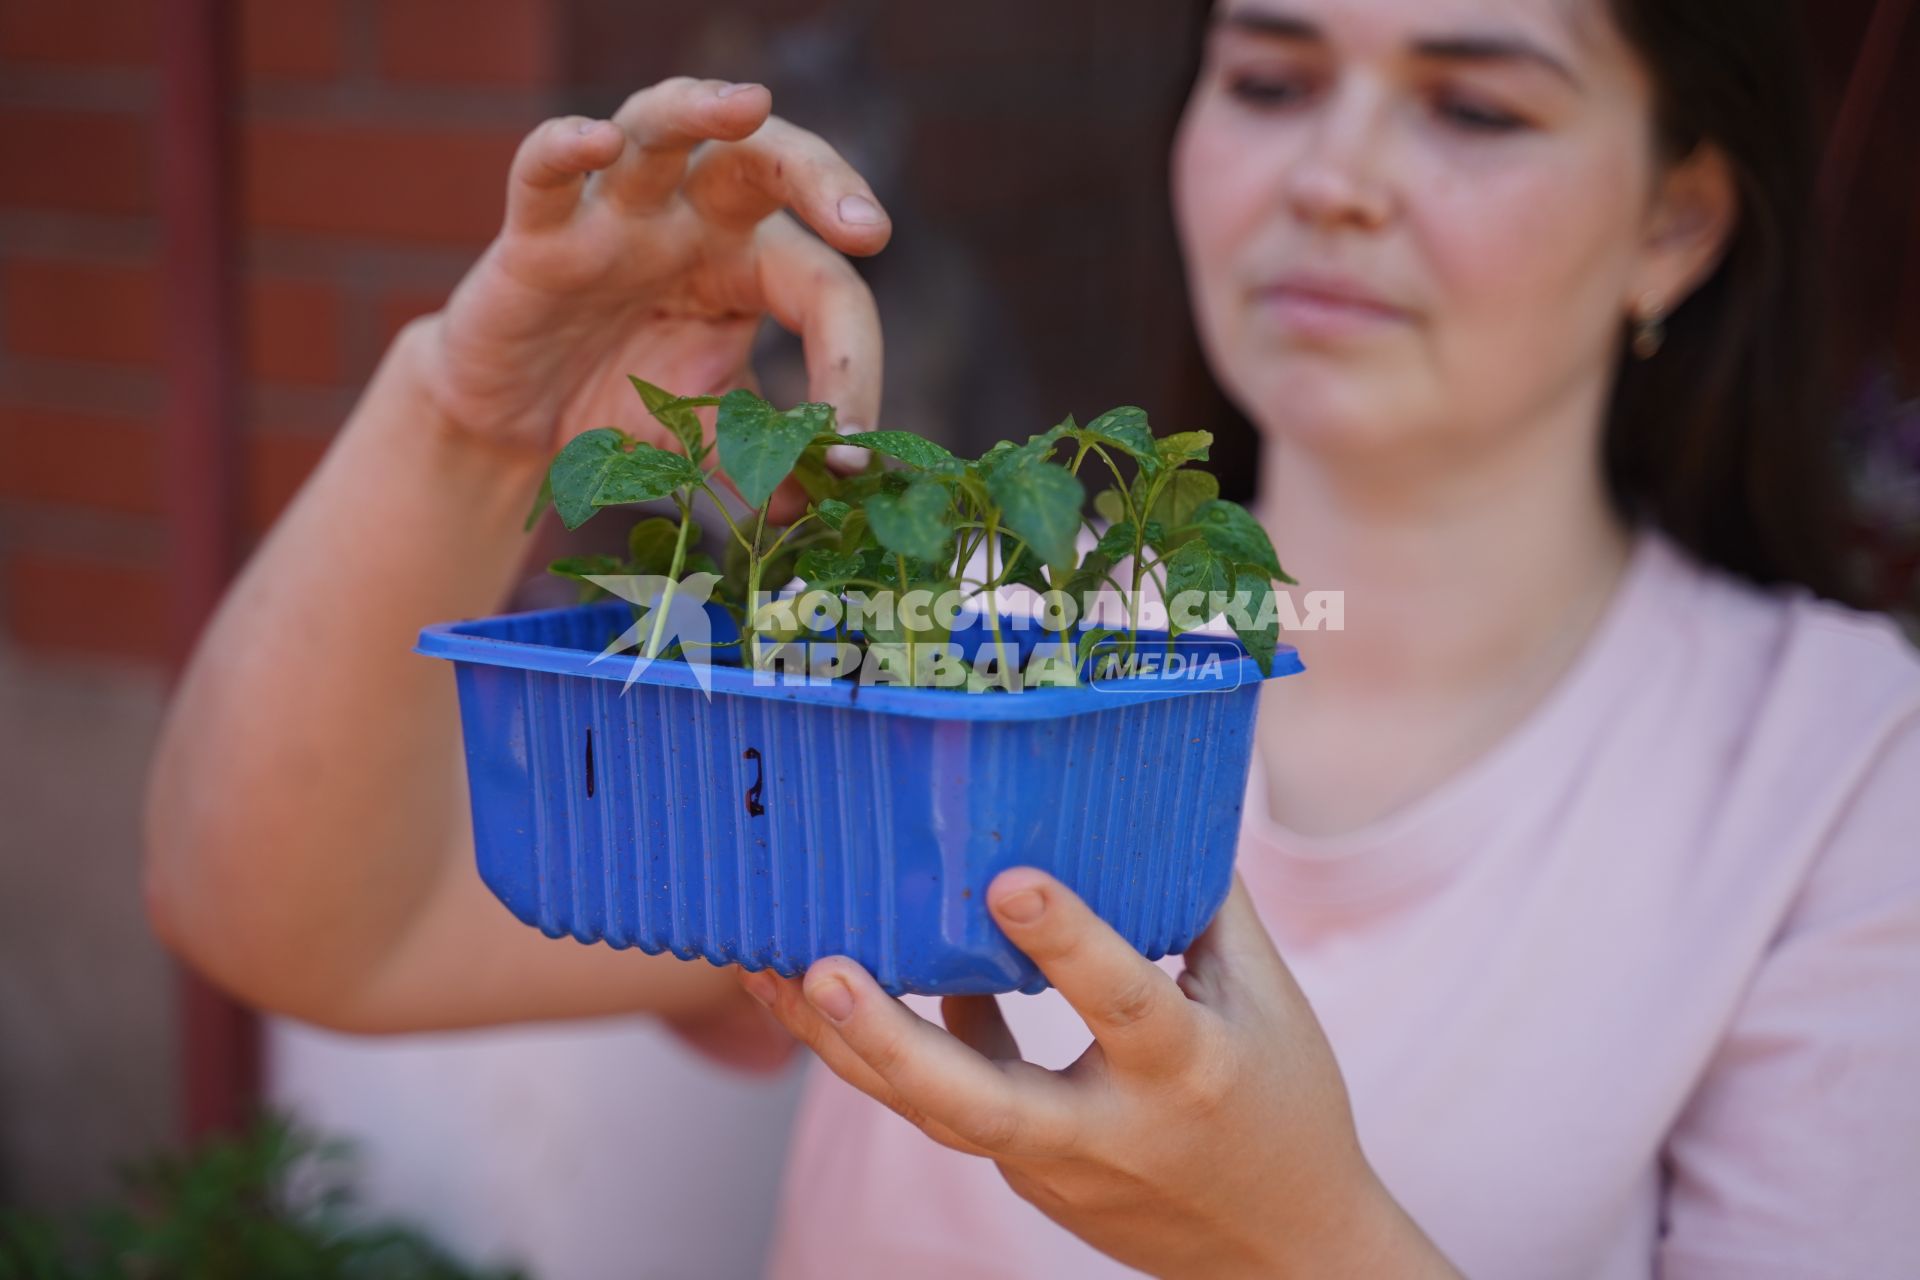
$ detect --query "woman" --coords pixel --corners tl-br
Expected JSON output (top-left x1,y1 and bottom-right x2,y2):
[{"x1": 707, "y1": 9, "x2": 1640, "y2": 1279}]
[{"x1": 145, "y1": 0, "x2": 1920, "y2": 1275}]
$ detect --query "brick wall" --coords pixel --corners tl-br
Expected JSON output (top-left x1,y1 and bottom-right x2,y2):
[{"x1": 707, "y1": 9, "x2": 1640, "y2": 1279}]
[
  {"x1": 566, "y1": 0, "x2": 1218, "y2": 470},
  {"x1": 2, "y1": 0, "x2": 1914, "y2": 662},
  {"x1": 0, "y1": 0, "x2": 559, "y2": 662}
]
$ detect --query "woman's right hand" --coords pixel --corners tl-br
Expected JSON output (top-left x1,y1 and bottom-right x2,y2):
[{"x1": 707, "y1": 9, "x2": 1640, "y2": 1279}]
[{"x1": 412, "y1": 77, "x2": 890, "y2": 462}]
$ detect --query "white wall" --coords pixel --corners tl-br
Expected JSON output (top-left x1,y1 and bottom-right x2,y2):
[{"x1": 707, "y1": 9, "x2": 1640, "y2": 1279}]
[{"x1": 268, "y1": 1015, "x2": 807, "y2": 1280}]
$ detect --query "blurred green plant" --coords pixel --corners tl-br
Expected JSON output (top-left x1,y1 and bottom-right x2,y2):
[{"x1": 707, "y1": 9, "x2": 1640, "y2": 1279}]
[{"x1": 0, "y1": 1113, "x2": 526, "y2": 1280}]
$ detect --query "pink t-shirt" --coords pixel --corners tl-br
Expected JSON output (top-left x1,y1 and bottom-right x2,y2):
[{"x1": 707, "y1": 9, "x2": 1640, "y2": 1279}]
[{"x1": 752, "y1": 526, "x2": 1920, "y2": 1279}]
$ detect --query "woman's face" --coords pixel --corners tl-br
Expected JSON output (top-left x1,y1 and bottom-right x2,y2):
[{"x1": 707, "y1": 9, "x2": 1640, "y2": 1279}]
[{"x1": 1173, "y1": 0, "x2": 1732, "y2": 467}]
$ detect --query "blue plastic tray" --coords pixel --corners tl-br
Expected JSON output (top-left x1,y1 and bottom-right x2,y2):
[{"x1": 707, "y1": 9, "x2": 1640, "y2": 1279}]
[{"x1": 418, "y1": 599, "x2": 1302, "y2": 995}]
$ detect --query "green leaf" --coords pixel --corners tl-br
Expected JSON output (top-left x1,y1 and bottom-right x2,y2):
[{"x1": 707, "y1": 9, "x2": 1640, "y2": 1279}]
[
  {"x1": 796, "y1": 548, "x2": 865, "y2": 589},
  {"x1": 593, "y1": 442, "x2": 702, "y2": 507},
  {"x1": 987, "y1": 459, "x2": 1085, "y2": 571},
  {"x1": 1094, "y1": 519, "x2": 1165, "y2": 563},
  {"x1": 838, "y1": 430, "x2": 965, "y2": 475},
  {"x1": 1092, "y1": 487, "x2": 1128, "y2": 526},
  {"x1": 1062, "y1": 550, "x2": 1116, "y2": 601},
  {"x1": 721, "y1": 536, "x2": 754, "y2": 602},
  {"x1": 716, "y1": 388, "x2": 836, "y2": 509},
  {"x1": 1076, "y1": 627, "x2": 1124, "y2": 671},
  {"x1": 759, "y1": 545, "x2": 803, "y2": 595},
  {"x1": 1180, "y1": 499, "x2": 1290, "y2": 582},
  {"x1": 627, "y1": 517, "x2": 694, "y2": 576},
  {"x1": 524, "y1": 472, "x2": 553, "y2": 532},
  {"x1": 790, "y1": 448, "x2": 842, "y2": 502},
  {"x1": 1162, "y1": 538, "x2": 1232, "y2": 635},
  {"x1": 548, "y1": 554, "x2": 626, "y2": 602},
  {"x1": 836, "y1": 505, "x2": 872, "y2": 553},
  {"x1": 963, "y1": 668, "x2": 1003, "y2": 693},
  {"x1": 998, "y1": 536, "x2": 1052, "y2": 593},
  {"x1": 683, "y1": 550, "x2": 720, "y2": 576},
  {"x1": 546, "y1": 430, "x2": 700, "y2": 528},
  {"x1": 1155, "y1": 430, "x2": 1214, "y2": 467},
  {"x1": 814, "y1": 498, "x2": 854, "y2": 530},
  {"x1": 1144, "y1": 469, "x2": 1220, "y2": 527},
  {"x1": 548, "y1": 428, "x2": 632, "y2": 530},
  {"x1": 1077, "y1": 406, "x2": 1155, "y2": 463},
  {"x1": 864, "y1": 479, "x2": 954, "y2": 562},
  {"x1": 629, "y1": 376, "x2": 719, "y2": 460},
  {"x1": 975, "y1": 417, "x2": 1074, "y2": 479},
  {"x1": 1231, "y1": 569, "x2": 1280, "y2": 676},
  {"x1": 864, "y1": 575, "x2": 955, "y2": 656},
  {"x1": 853, "y1": 543, "x2": 896, "y2": 585}
]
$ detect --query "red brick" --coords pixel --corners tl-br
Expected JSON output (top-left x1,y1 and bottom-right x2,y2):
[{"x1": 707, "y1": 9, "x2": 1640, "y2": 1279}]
[
  {"x1": 246, "y1": 430, "x2": 332, "y2": 533},
  {"x1": 3, "y1": 550, "x2": 170, "y2": 663},
  {"x1": 3, "y1": 261, "x2": 341, "y2": 381},
  {"x1": 0, "y1": 406, "x2": 335, "y2": 536},
  {"x1": 239, "y1": 0, "x2": 343, "y2": 82},
  {"x1": 3, "y1": 260, "x2": 158, "y2": 366},
  {"x1": 247, "y1": 279, "x2": 344, "y2": 385},
  {"x1": 376, "y1": 0, "x2": 555, "y2": 88},
  {"x1": 0, "y1": 110, "x2": 152, "y2": 215},
  {"x1": 242, "y1": 120, "x2": 519, "y2": 245},
  {"x1": 0, "y1": 405, "x2": 160, "y2": 516},
  {"x1": 0, "y1": 0, "x2": 157, "y2": 67}
]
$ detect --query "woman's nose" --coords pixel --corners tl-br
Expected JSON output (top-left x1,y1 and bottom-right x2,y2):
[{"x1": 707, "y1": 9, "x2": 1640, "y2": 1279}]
[{"x1": 1282, "y1": 87, "x2": 1396, "y2": 232}]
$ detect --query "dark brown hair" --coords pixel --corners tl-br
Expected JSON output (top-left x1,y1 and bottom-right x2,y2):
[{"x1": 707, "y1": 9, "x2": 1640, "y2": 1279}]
[{"x1": 1171, "y1": 0, "x2": 1862, "y2": 604}]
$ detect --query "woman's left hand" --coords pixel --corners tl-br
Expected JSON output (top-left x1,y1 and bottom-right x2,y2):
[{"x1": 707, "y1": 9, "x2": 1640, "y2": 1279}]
[{"x1": 739, "y1": 869, "x2": 1461, "y2": 1279}]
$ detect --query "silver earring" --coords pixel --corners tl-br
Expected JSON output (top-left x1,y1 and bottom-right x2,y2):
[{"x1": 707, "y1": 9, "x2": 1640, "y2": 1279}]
[{"x1": 1632, "y1": 297, "x2": 1667, "y2": 360}]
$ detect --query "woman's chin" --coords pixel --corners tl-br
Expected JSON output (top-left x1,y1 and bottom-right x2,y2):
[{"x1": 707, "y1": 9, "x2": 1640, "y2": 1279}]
[{"x1": 1241, "y1": 369, "x2": 1419, "y2": 455}]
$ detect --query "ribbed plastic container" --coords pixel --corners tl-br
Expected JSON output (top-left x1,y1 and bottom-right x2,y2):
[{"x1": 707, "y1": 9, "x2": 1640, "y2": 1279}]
[{"x1": 417, "y1": 600, "x2": 1302, "y2": 995}]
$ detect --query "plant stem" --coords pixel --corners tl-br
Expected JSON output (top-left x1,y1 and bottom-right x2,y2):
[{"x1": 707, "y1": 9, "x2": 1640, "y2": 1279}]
[
  {"x1": 983, "y1": 513, "x2": 1014, "y2": 690},
  {"x1": 1081, "y1": 441, "x2": 1156, "y2": 657},
  {"x1": 697, "y1": 479, "x2": 757, "y2": 555},
  {"x1": 743, "y1": 505, "x2": 769, "y2": 669},
  {"x1": 760, "y1": 510, "x2": 821, "y2": 561},
  {"x1": 1086, "y1": 443, "x2": 1143, "y2": 527},
  {"x1": 643, "y1": 493, "x2": 696, "y2": 660}
]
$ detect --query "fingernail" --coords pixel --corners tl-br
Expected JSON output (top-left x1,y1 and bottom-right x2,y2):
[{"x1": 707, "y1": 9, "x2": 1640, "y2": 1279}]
[
  {"x1": 740, "y1": 970, "x2": 777, "y2": 1006},
  {"x1": 716, "y1": 81, "x2": 762, "y2": 99},
  {"x1": 827, "y1": 422, "x2": 871, "y2": 473},
  {"x1": 574, "y1": 118, "x2": 600, "y2": 135},
  {"x1": 826, "y1": 444, "x2": 871, "y2": 473},
  {"x1": 996, "y1": 887, "x2": 1046, "y2": 925},
  {"x1": 808, "y1": 975, "x2": 856, "y2": 1024},
  {"x1": 838, "y1": 194, "x2": 884, "y2": 225}
]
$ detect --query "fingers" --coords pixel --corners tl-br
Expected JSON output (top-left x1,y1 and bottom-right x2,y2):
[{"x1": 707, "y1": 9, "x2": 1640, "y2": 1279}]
[
  {"x1": 599, "y1": 77, "x2": 774, "y2": 210},
  {"x1": 738, "y1": 969, "x2": 893, "y2": 1095},
  {"x1": 748, "y1": 960, "x2": 1079, "y2": 1157},
  {"x1": 1178, "y1": 876, "x2": 1296, "y2": 1014},
  {"x1": 754, "y1": 215, "x2": 884, "y2": 461},
  {"x1": 986, "y1": 869, "x2": 1200, "y2": 1078},
  {"x1": 941, "y1": 996, "x2": 1020, "y2": 1062},
  {"x1": 664, "y1": 983, "x2": 800, "y2": 1073},
  {"x1": 506, "y1": 115, "x2": 628, "y2": 231},
  {"x1": 682, "y1": 115, "x2": 892, "y2": 256},
  {"x1": 739, "y1": 969, "x2": 995, "y2": 1157}
]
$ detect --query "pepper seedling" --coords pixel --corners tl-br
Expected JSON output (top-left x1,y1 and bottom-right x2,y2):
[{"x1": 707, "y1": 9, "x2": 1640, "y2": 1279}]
[{"x1": 525, "y1": 377, "x2": 1296, "y2": 685}]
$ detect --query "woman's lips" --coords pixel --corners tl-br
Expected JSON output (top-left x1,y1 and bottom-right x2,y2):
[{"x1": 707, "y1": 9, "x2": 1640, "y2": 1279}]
[{"x1": 1253, "y1": 280, "x2": 1415, "y2": 342}]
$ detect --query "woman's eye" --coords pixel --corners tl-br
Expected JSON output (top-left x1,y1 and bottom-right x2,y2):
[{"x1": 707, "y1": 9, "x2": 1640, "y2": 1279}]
[
  {"x1": 1228, "y1": 76, "x2": 1308, "y2": 108},
  {"x1": 1436, "y1": 97, "x2": 1528, "y2": 132}
]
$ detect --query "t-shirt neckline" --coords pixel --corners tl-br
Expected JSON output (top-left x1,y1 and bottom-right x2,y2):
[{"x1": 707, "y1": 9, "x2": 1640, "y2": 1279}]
[{"x1": 1240, "y1": 523, "x2": 1690, "y2": 904}]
